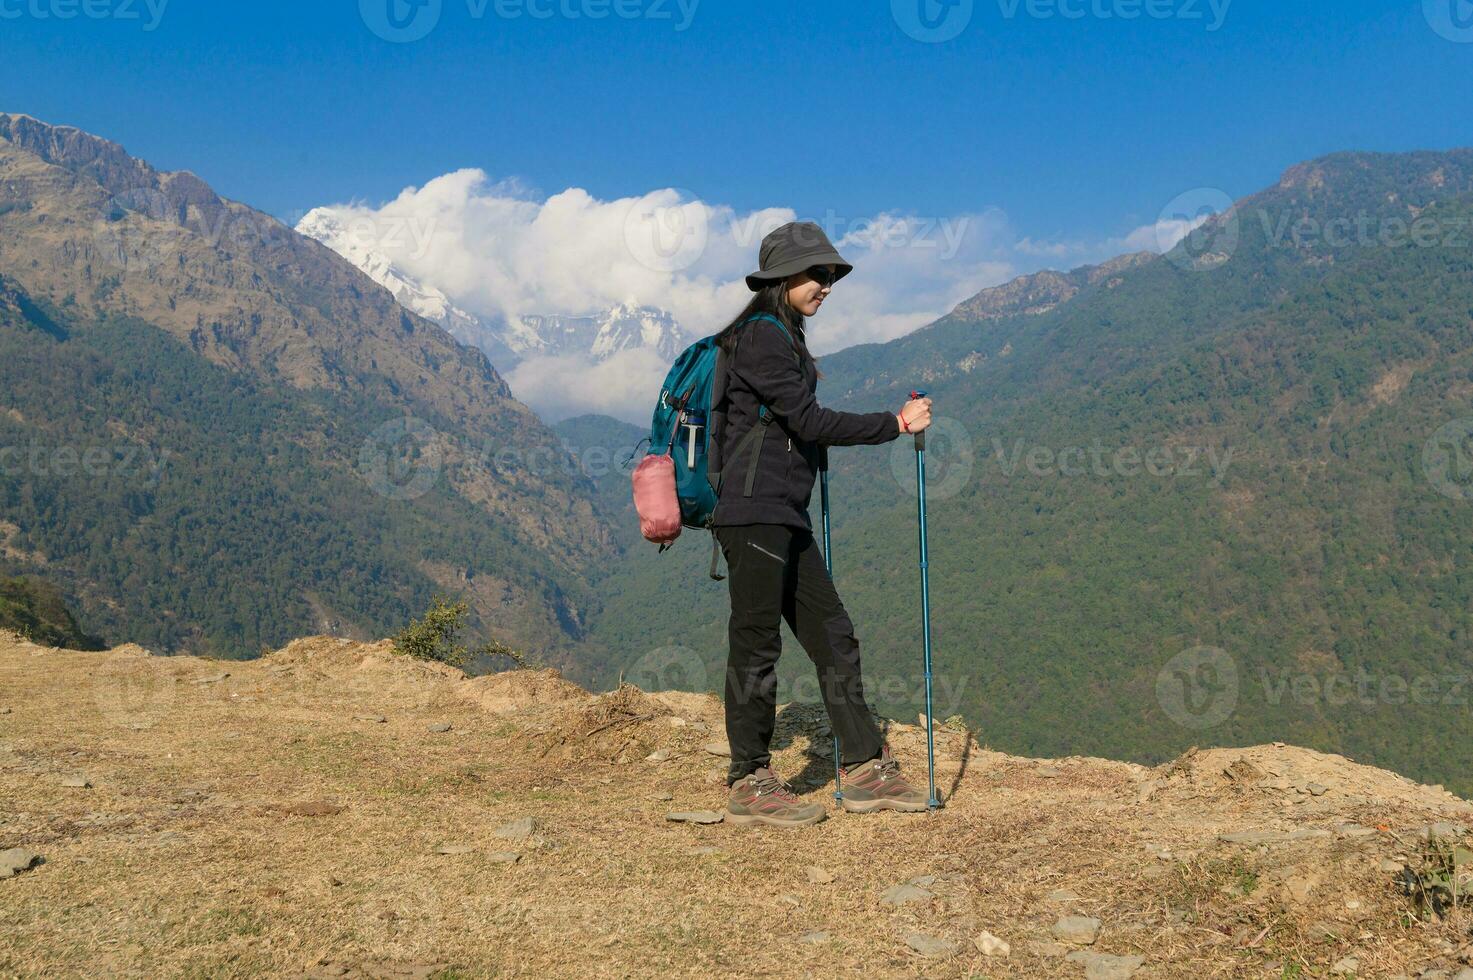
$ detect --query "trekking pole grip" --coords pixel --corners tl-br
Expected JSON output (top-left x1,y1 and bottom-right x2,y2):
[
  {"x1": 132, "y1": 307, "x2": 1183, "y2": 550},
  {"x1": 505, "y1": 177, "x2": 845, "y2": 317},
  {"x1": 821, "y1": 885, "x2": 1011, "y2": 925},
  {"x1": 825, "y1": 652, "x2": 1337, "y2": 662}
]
[{"x1": 909, "y1": 390, "x2": 927, "y2": 452}]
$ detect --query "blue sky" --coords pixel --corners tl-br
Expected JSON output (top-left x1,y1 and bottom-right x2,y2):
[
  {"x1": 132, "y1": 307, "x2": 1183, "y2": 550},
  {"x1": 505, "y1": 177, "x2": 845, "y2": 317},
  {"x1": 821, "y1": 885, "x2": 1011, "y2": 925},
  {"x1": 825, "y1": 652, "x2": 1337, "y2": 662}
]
[
  {"x1": 2, "y1": 0, "x2": 1470, "y2": 421},
  {"x1": 2, "y1": 0, "x2": 1467, "y2": 238}
]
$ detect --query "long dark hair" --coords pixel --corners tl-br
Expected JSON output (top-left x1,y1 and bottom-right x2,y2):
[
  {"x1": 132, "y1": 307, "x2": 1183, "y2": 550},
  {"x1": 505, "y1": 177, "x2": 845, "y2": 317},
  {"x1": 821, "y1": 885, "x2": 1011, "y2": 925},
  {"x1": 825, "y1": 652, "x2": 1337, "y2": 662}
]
[{"x1": 714, "y1": 280, "x2": 820, "y2": 376}]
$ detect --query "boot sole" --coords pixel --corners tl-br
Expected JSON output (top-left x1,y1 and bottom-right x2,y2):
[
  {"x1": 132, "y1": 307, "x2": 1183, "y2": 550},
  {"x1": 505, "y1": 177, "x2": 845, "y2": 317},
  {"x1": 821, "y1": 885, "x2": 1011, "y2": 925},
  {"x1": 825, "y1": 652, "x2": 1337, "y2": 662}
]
[
  {"x1": 725, "y1": 808, "x2": 827, "y2": 828},
  {"x1": 839, "y1": 796, "x2": 931, "y2": 814}
]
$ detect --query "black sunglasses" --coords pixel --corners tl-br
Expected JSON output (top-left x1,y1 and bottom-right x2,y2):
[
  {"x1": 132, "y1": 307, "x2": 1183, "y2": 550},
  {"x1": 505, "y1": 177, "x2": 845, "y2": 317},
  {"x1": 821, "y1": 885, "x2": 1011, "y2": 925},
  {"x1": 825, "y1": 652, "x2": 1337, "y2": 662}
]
[{"x1": 804, "y1": 265, "x2": 838, "y2": 288}]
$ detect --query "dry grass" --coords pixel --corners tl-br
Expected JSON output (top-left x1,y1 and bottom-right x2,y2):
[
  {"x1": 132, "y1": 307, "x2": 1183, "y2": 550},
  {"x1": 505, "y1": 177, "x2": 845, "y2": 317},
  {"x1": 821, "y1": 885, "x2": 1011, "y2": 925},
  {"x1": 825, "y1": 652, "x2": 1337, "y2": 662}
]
[{"x1": 3, "y1": 631, "x2": 1473, "y2": 978}]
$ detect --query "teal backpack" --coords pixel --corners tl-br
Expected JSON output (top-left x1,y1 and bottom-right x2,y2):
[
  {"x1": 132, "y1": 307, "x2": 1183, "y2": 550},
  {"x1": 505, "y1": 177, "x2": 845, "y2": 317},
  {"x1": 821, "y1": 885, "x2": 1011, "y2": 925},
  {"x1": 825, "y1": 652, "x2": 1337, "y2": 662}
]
[{"x1": 642, "y1": 313, "x2": 796, "y2": 578}]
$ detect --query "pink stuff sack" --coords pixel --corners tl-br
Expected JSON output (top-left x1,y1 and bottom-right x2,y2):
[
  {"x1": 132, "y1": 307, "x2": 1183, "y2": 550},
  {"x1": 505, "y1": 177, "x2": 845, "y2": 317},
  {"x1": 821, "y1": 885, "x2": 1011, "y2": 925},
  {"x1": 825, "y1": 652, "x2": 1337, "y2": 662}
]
[{"x1": 633, "y1": 453, "x2": 682, "y2": 545}]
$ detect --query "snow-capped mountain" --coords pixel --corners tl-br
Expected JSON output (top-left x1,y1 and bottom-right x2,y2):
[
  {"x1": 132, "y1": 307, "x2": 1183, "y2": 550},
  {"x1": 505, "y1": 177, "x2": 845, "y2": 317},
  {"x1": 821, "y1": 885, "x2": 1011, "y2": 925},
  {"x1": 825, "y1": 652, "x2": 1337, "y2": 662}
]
[
  {"x1": 516, "y1": 304, "x2": 687, "y2": 362},
  {"x1": 296, "y1": 208, "x2": 686, "y2": 368},
  {"x1": 295, "y1": 208, "x2": 500, "y2": 355}
]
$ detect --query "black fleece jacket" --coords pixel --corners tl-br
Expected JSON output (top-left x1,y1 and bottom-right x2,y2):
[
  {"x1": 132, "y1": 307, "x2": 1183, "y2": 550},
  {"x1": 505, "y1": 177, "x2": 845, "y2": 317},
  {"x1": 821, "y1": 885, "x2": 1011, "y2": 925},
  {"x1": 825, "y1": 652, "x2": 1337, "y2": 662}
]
[{"x1": 711, "y1": 316, "x2": 901, "y2": 530}]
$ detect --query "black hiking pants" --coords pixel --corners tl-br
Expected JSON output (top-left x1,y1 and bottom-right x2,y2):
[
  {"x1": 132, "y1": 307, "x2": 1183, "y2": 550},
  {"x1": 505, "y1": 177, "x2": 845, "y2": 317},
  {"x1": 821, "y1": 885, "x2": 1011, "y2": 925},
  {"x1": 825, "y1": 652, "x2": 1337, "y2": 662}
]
[{"x1": 713, "y1": 522, "x2": 885, "y2": 785}]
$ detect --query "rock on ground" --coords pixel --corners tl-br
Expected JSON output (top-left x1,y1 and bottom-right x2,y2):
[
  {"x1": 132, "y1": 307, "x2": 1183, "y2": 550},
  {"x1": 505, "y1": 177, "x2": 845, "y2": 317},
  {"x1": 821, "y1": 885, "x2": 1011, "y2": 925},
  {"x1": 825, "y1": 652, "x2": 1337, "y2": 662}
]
[
  {"x1": 1066, "y1": 951, "x2": 1145, "y2": 979},
  {"x1": 0, "y1": 848, "x2": 41, "y2": 879},
  {"x1": 1052, "y1": 915, "x2": 1102, "y2": 945},
  {"x1": 904, "y1": 933, "x2": 957, "y2": 957},
  {"x1": 493, "y1": 817, "x2": 537, "y2": 839}
]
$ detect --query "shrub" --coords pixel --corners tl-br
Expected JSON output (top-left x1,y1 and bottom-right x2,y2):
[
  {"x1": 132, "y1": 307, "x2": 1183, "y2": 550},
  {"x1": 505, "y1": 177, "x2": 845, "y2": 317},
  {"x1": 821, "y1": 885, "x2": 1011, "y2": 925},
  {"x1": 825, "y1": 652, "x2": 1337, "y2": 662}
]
[{"x1": 391, "y1": 594, "x2": 529, "y2": 670}]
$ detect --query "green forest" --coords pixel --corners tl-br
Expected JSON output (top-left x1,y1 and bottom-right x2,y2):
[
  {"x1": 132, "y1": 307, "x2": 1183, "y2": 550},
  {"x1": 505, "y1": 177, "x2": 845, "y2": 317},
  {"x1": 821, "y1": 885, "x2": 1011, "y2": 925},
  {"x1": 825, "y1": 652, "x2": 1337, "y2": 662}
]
[
  {"x1": 0, "y1": 285, "x2": 595, "y2": 661},
  {"x1": 584, "y1": 151, "x2": 1473, "y2": 796},
  {"x1": 0, "y1": 576, "x2": 103, "y2": 649}
]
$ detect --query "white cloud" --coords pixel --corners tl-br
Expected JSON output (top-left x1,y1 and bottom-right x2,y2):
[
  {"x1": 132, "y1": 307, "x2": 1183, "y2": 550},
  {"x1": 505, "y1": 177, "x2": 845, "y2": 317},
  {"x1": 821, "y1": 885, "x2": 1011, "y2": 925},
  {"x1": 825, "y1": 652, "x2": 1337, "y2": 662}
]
[
  {"x1": 504, "y1": 348, "x2": 669, "y2": 424},
  {"x1": 306, "y1": 172, "x2": 1189, "y2": 423},
  {"x1": 1016, "y1": 209, "x2": 1217, "y2": 268}
]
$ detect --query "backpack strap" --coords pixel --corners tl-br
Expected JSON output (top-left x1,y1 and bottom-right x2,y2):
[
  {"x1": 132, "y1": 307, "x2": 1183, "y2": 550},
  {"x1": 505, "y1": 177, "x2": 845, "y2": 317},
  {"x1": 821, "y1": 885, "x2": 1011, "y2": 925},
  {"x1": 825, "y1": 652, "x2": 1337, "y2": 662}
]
[
  {"x1": 738, "y1": 415, "x2": 774, "y2": 497},
  {"x1": 710, "y1": 535, "x2": 724, "y2": 581}
]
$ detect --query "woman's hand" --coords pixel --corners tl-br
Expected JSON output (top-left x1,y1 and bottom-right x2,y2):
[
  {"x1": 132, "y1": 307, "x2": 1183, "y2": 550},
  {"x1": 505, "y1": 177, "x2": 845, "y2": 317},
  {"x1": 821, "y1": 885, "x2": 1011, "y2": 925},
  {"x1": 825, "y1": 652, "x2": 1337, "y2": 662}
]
[{"x1": 897, "y1": 396, "x2": 933, "y2": 434}]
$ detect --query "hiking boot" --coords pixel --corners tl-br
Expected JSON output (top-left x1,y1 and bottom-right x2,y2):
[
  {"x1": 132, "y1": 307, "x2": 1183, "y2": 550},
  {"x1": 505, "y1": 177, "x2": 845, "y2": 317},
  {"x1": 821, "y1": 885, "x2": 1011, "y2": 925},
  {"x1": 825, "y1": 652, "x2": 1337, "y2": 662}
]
[
  {"x1": 839, "y1": 743, "x2": 930, "y2": 813},
  {"x1": 726, "y1": 766, "x2": 827, "y2": 828}
]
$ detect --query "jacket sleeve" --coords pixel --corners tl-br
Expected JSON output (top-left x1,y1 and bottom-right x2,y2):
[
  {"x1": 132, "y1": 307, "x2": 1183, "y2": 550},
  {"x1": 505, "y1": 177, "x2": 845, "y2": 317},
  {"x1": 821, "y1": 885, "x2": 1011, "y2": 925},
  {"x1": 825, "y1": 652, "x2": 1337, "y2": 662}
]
[{"x1": 731, "y1": 318, "x2": 901, "y2": 447}]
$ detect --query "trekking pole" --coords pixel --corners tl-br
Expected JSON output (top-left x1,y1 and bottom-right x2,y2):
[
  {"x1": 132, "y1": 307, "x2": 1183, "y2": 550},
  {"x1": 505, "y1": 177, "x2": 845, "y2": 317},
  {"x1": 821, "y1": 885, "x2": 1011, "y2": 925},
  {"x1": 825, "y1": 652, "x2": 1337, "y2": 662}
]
[
  {"x1": 819, "y1": 446, "x2": 843, "y2": 803},
  {"x1": 910, "y1": 390, "x2": 942, "y2": 810}
]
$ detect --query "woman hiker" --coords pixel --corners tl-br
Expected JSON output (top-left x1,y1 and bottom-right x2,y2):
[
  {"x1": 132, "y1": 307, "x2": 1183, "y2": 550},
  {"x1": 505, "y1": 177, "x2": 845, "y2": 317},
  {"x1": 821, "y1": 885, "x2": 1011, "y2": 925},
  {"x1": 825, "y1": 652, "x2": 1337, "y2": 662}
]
[{"x1": 711, "y1": 220, "x2": 934, "y2": 828}]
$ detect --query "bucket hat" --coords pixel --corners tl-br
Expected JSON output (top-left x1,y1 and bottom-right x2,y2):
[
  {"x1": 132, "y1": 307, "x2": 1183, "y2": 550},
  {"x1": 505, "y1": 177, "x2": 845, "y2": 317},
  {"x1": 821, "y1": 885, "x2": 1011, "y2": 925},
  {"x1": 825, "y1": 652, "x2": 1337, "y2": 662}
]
[{"x1": 744, "y1": 221, "x2": 853, "y2": 291}]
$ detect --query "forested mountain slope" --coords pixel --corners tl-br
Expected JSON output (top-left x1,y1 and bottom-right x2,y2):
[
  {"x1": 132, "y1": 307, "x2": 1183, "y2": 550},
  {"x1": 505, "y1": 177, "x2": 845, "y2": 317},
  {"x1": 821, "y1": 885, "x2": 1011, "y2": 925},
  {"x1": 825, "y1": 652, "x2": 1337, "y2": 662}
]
[
  {"x1": 0, "y1": 114, "x2": 608, "y2": 661},
  {"x1": 586, "y1": 149, "x2": 1473, "y2": 795}
]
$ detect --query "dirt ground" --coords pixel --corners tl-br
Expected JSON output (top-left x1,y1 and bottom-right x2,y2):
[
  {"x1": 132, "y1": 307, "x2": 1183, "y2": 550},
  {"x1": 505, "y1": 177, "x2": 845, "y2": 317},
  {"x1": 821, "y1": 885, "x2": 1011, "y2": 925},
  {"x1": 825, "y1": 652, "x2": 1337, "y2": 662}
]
[{"x1": 3, "y1": 631, "x2": 1473, "y2": 979}]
